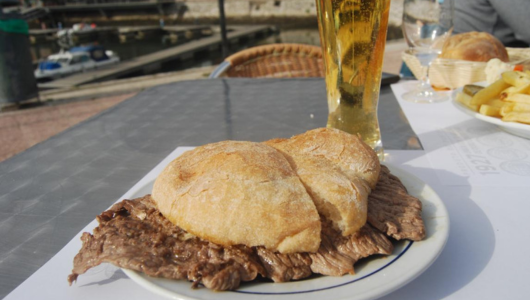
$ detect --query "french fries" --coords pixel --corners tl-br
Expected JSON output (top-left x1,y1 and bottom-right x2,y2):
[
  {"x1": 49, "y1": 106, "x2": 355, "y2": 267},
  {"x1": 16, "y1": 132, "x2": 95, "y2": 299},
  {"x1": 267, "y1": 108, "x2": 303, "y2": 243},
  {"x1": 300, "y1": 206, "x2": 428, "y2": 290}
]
[
  {"x1": 500, "y1": 102, "x2": 530, "y2": 115},
  {"x1": 479, "y1": 105, "x2": 501, "y2": 117},
  {"x1": 456, "y1": 71, "x2": 530, "y2": 125},
  {"x1": 502, "y1": 70, "x2": 530, "y2": 87},
  {"x1": 455, "y1": 91, "x2": 479, "y2": 111},
  {"x1": 470, "y1": 78, "x2": 510, "y2": 105},
  {"x1": 504, "y1": 93, "x2": 530, "y2": 104},
  {"x1": 502, "y1": 112, "x2": 530, "y2": 124},
  {"x1": 500, "y1": 83, "x2": 530, "y2": 100}
]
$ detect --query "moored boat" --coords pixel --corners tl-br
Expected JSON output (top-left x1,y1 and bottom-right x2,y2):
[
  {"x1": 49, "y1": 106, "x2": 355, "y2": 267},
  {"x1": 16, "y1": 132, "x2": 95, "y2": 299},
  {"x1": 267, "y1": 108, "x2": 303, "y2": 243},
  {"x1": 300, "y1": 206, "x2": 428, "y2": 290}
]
[{"x1": 35, "y1": 45, "x2": 120, "y2": 81}]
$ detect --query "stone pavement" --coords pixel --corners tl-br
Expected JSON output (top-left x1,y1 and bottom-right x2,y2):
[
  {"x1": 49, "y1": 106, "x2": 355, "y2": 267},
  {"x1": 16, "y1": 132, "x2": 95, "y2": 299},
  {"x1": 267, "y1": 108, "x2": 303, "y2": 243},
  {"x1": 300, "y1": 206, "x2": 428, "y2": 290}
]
[
  {"x1": 0, "y1": 65, "x2": 218, "y2": 163},
  {"x1": 0, "y1": 94, "x2": 135, "y2": 162}
]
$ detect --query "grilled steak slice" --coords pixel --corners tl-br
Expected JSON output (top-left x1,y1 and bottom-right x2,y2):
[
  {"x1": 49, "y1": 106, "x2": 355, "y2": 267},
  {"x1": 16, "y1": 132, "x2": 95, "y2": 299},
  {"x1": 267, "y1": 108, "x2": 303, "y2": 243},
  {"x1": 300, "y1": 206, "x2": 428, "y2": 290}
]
[
  {"x1": 67, "y1": 195, "x2": 266, "y2": 291},
  {"x1": 255, "y1": 248, "x2": 313, "y2": 282},
  {"x1": 255, "y1": 221, "x2": 393, "y2": 279},
  {"x1": 68, "y1": 196, "x2": 395, "y2": 290},
  {"x1": 367, "y1": 165, "x2": 426, "y2": 241},
  {"x1": 308, "y1": 222, "x2": 393, "y2": 276}
]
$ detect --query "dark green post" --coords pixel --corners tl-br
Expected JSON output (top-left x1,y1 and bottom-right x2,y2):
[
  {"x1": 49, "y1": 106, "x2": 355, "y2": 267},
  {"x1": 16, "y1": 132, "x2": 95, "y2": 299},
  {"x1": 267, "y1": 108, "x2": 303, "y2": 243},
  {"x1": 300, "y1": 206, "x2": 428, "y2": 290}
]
[{"x1": 0, "y1": 2, "x2": 39, "y2": 106}]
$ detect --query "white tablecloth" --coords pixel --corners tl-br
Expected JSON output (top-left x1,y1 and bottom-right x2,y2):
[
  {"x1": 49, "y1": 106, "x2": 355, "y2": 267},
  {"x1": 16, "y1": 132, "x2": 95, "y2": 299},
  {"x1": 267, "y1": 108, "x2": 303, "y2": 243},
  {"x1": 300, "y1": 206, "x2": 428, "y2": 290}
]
[{"x1": 382, "y1": 82, "x2": 530, "y2": 300}]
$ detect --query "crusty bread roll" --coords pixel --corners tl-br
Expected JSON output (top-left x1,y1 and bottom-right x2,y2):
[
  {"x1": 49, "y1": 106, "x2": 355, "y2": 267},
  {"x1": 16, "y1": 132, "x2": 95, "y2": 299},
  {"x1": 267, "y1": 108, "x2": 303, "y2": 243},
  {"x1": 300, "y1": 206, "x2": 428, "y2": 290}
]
[
  {"x1": 152, "y1": 141, "x2": 321, "y2": 253},
  {"x1": 152, "y1": 128, "x2": 380, "y2": 254},
  {"x1": 265, "y1": 128, "x2": 379, "y2": 236},
  {"x1": 269, "y1": 128, "x2": 380, "y2": 189},
  {"x1": 439, "y1": 31, "x2": 509, "y2": 62}
]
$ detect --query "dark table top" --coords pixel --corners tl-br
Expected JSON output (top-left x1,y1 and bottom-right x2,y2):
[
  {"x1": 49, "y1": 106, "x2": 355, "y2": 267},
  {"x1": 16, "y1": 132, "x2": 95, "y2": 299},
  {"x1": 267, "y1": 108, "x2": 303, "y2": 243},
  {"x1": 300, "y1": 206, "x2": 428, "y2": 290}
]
[{"x1": 0, "y1": 78, "x2": 417, "y2": 298}]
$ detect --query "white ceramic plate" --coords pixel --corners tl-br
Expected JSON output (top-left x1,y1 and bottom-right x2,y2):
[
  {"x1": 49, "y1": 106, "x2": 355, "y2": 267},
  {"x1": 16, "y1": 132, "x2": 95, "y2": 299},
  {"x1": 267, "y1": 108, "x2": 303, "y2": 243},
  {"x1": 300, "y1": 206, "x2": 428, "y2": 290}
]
[
  {"x1": 122, "y1": 164, "x2": 449, "y2": 300},
  {"x1": 452, "y1": 83, "x2": 530, "y2": 139}
]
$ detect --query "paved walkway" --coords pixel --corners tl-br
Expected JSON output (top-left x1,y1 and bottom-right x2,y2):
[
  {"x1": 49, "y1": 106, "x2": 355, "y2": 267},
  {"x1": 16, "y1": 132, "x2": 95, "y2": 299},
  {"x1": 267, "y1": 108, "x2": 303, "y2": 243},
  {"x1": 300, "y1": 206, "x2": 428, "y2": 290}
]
[
  {"x1": 0, "y1": 65, "x2": 217, "y2": 163},
  {"x1": 0, "y1": 94, "x2": 135, "y2": 162}
]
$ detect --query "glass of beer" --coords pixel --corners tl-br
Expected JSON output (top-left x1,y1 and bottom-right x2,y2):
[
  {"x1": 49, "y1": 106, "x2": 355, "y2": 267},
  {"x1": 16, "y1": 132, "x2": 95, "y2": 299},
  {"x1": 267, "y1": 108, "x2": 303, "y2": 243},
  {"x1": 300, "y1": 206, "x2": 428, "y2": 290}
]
[{"x1": 315, "y1": 0, "x2": 390, "y2": 160}]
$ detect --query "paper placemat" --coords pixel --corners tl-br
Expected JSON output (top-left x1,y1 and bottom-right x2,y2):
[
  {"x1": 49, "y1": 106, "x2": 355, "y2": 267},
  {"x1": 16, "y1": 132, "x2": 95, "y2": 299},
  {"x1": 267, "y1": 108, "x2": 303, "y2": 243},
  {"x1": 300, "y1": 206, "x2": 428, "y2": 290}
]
[{"x1": 391, "y1": 81, "x2": 530, "y2": 186}]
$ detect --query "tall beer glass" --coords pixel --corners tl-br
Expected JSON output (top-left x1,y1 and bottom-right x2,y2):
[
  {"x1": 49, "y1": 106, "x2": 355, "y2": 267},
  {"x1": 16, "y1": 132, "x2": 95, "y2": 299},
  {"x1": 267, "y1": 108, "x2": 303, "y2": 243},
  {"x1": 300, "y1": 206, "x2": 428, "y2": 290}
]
[{"x1": 316, "y1": 0, "x2": 390, "y2": 160}]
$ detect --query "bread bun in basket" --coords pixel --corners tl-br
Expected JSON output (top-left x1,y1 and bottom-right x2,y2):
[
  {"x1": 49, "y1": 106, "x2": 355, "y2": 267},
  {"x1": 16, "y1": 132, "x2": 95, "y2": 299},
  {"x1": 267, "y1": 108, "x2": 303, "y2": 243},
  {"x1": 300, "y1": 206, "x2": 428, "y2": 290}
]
[{"x1": 440, "y1": 31, "x2": 509, "y2": 62}]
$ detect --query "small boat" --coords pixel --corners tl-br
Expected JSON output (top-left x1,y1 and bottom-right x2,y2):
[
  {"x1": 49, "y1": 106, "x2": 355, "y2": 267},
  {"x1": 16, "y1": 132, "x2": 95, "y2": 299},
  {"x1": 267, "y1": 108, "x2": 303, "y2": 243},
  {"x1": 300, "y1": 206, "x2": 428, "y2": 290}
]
[
  {"x1": 35, "y1": 45, "x2": 120, "y2": 81},
  {"x1": 57, "y1": 23, "x2": 95, "y2": 37},
  {"x1": 56, "y1": 23, "x2": 96, "y2": 48}
]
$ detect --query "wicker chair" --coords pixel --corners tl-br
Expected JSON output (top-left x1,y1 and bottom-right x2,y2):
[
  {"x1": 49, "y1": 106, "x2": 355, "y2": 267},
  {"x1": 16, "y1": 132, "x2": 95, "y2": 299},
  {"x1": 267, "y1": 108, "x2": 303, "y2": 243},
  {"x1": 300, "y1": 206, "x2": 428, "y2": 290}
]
[{"x1": 209, "y1": 43, "x2": 325, "y2": 78}]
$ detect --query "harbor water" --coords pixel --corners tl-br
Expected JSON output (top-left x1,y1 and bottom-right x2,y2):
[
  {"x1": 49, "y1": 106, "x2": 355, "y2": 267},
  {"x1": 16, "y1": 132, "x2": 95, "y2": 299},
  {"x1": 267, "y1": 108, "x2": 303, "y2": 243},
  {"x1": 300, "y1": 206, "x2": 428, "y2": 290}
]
[{"x1": 30, "y1": 26, "x2": 322, "y2": 80}]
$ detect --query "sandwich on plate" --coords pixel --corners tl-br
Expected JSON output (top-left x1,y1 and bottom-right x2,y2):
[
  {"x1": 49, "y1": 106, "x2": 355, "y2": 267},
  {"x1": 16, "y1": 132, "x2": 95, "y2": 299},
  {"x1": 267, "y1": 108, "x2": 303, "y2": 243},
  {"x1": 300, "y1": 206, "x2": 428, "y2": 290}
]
[{"x1": 68, "y1": 128, "x2": 425, "y2": 291}]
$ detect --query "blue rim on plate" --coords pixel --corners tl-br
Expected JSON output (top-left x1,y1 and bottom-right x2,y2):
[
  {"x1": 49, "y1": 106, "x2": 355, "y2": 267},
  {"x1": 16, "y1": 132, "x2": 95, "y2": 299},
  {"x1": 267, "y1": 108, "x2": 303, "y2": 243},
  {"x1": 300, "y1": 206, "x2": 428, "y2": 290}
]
[
  {"x1": 234, "y1": 241, "x2": 414, "y2": 295},
  {"x1": 122, "y1": 163, "x2": 449, "y2": 300}
]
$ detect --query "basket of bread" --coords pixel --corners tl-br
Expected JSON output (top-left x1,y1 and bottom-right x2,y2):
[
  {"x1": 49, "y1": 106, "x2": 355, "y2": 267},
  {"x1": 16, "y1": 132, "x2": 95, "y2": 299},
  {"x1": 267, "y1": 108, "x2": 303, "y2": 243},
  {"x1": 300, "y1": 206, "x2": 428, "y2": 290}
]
[{"x1": 403, "y1": 31, "x2": 530, "y2": 90}]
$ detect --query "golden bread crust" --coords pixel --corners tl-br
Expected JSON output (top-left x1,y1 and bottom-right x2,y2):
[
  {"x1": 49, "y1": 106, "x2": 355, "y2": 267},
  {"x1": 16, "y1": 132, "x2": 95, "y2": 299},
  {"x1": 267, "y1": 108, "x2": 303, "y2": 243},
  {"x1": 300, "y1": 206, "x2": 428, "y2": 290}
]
[
  {"x1": 440, "y1": 31, "x2": 509, "y2": 62},
  {"x1": 152, "y1": 128, "x2": 380, "y2": 253},
  {"x1": 265, "y1": 128, "x2": 379, "y2": 236},
  {"x1": 152, "y1": 141, "x2": 321, "y2": 253},
  {"x1": 271, "y1": 128, "x2": 380, "y2": 189}
]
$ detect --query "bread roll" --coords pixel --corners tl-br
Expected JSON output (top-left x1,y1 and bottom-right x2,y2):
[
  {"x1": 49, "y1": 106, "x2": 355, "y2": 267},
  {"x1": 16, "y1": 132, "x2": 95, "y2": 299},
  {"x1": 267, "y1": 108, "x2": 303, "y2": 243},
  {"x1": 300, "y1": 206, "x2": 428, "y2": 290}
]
[
  {"x1": 265, "y1": 128, "x2": 380, "y2": 236},
  {"x1": 439, "y1": 31, "x2": 509, "y2": 62},
  {"x1": 269, "y1": 128, "x2": 380, "y2": 189},
  {"x1": 152, "y1": 141, "x2": 321, "y2": 253},
  {"x1": 152, "y1": 128, "x2": 379, "y2": 253}
]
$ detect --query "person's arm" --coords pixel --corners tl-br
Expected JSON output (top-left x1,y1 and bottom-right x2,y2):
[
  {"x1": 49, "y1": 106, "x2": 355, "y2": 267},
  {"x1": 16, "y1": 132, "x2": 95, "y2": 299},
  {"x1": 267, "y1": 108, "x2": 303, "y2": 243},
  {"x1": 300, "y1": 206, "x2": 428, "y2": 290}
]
[
  {"x1": 450, "y1": 0, "x2": 496, "y2": 34},
  {"x1": 490, "y1": 0, "x2": 530, "y2": 45}
]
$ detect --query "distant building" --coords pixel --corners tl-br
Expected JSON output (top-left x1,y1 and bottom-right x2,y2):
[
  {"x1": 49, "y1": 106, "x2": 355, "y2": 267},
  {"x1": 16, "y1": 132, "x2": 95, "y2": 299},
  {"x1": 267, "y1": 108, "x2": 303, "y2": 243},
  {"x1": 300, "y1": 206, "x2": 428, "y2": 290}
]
[
  {"x1": 36, "y1": 0, "x2": 178, "y2": 6},
  {"x1": 183, "y1": 0, "x2": 317, "y2": 19},
  {"x1": 183, "y1": 0, "x2": 403, "y2": 27},
  {"x1": 24, "y1": 0, "x2": 402, "y2": 33}
]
